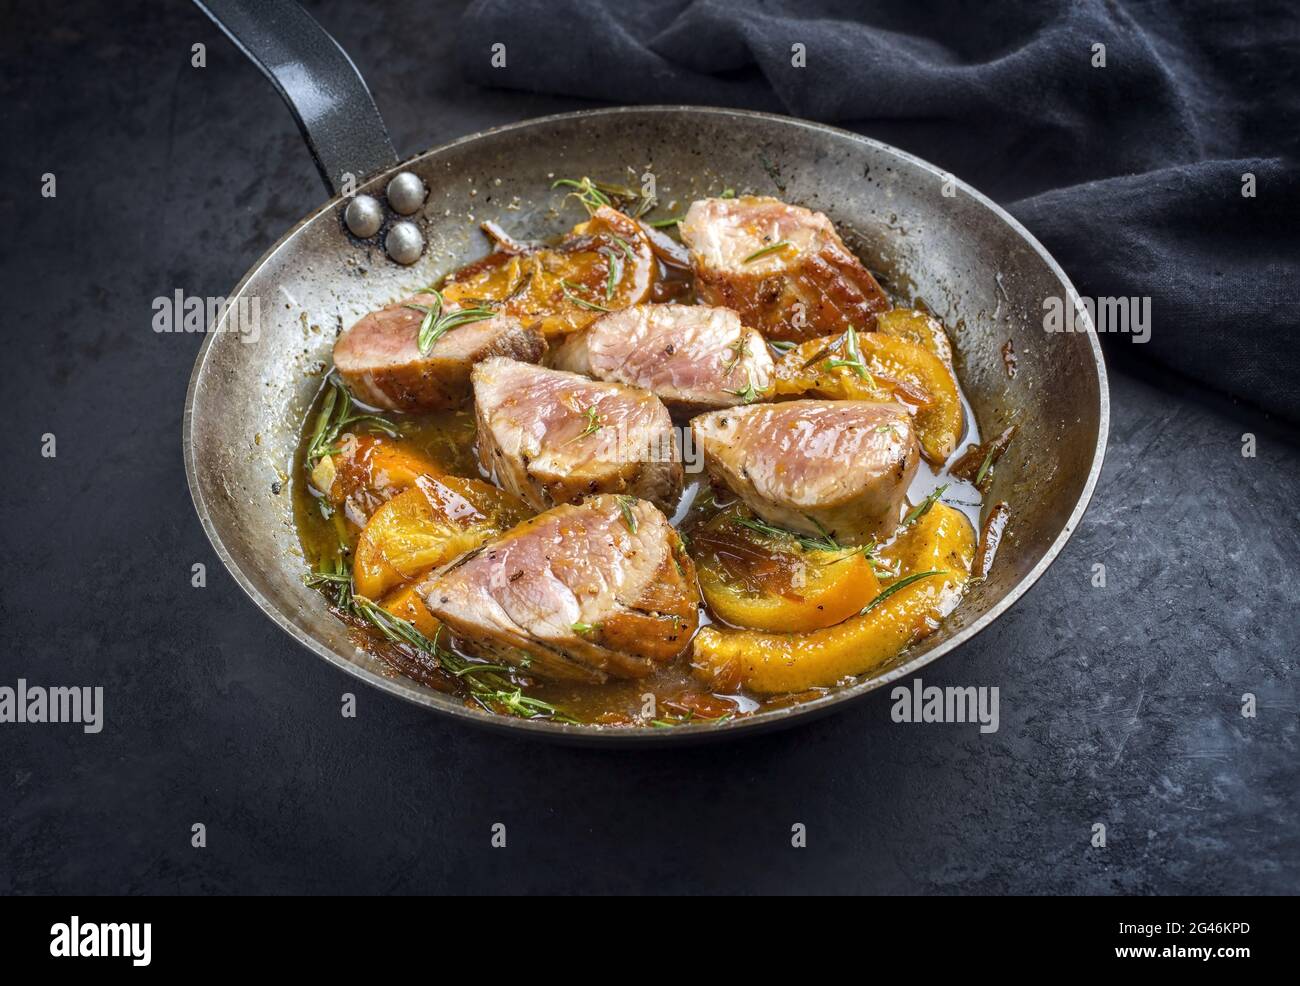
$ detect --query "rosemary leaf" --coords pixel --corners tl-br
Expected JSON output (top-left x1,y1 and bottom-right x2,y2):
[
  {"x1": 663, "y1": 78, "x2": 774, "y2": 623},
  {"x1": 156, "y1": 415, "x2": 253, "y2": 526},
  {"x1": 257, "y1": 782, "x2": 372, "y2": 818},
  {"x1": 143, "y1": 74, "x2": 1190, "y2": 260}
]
[
  {"x1": 903, "y1": 484, "x2": 949, "y2": 527},
  {"x1": 732, "y1": 514, "x2": 840, "y2": 553},
  {"x1": 616, "y1": 495, "x2": 638, "y2": 534},
  {"x1": 305, "y1": 375, "x2": 399, "y2": 467},
  {"x1": 561, "y1": 280, "x2": 613, "y2": 313},
  {"x1": 609, "y1": 235, "x2": 637, "y2": 262},
  {"x1": 304, "y1": 559, "x2": 576, "y2": 723},
  {"x1": 565, "y1": 406, "x2": 602, "y2": 445},
  {"x1": 650, "y1": 710, "x2": 732, "y2": 727},
  {"x1": 598, "y1": 246, "x2": 622, "y2": 300},
  {"x1": 552, "y1": 176, "x2": 610, "y2": 211},
  {"x1": 823, "y1": 324, "x2": 873, "y2": 384},
  {"x1": 722, "y1": 336, "x2": 750, "y2": 374},
  {"x1": 726, "y1": 368, "x2": 760, "y2": 404},
  {"x1": 861, "y1": 570, "x2": 948, "y2": 614},
  {"x1": 407, "y1": 288, "x2": 495, "y2": 354},
  {"x1": 742, "y1": 239, "x2": 791, "y2": 263}
]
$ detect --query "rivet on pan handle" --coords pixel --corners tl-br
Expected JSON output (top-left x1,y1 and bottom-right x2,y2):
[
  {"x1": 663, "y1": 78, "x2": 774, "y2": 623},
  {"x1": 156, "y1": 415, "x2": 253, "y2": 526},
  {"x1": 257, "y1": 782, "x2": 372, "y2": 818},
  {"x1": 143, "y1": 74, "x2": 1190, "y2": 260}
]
[{"x1": 194, "y1": 0, "x2": 400, "y2": 197}]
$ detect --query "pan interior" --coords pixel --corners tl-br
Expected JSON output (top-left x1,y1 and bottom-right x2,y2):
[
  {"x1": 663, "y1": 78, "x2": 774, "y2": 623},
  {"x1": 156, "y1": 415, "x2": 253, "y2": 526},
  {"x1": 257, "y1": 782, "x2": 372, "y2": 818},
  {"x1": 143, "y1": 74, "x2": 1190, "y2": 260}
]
[{"x1": 185, "y1": 107, "x2": 1105, "y2": 738}]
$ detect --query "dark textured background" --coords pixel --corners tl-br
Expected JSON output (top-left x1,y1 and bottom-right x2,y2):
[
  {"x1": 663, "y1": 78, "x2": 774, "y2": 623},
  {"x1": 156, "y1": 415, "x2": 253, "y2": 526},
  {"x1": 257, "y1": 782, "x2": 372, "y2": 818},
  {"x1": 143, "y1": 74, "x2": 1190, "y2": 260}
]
[
  {"x1": 463, "y1": 0, "x2": 1300, "y2": 422},
  {"x1": 0, "y1": 0, "x2": 1296, "y2": 894}
]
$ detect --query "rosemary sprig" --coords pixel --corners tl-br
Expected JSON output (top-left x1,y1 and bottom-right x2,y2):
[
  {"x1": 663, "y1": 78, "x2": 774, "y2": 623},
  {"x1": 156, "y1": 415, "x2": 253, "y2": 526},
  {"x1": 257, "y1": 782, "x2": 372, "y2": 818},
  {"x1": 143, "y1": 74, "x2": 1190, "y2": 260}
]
[
  {"x1": 565, "y1": 405, "x2": 602, "y2": 444},
  {"x1": 571, "y1": 622, "x2": 600, "y2": 634},
  {"x1": 303, "y1": 554, "x2": 353, "y2": 609},
  {"x1": 483, "y1": 688, "x2": 573, "y2": 720},
  {"x1": 598, "y1": 246, "x2": 622, "y2": 300},
  {"x1": 727, "y1": 369, "x2": 760, "y2": 404},
  {"x1": 616, "y1": 495, "x2": 638, "y2": 534},
  {"x1": 444, "y1": 661, "x2": 514, "y2": 678},
  {"x1": 861, "y1": 570, "x2": 948, "y2": 614},
  {"x1": 303, "y1": 555, "x2": 574, "y2": 722},
  {"x1": 366, "y1": 595, "x2": 572, "y2": 720},
  {"x1": 902, "y1": 484, "x2": 949, "y2": 527},
  {"x1": 305, "y1": 375, "x2": 399, "y2": 467},
  {"x1": 732, "y1": 515, "x2": 840, "y2": 553},
  {"x1": 552, "y1": 176, "x2": 611, "y2": 211},
  {"x1": 805, "y1": 516, "x2": 843, "y2": 547},
  {"x1": 609, "y1": 235, "x2": 636, "y2": 262},
  {"x1": 560, "y1": 279, "x2": 613, "y2": 313},
  {"x1": 824, "y1": 536, "x2": 880, "y2": 569},
  {"x1": 722, "y1": 337, "x2": 750, "y2": 375},
  {"x1": 768, "y1": 339, "x2": 798, "y2": 355},
  {"x1": 733, "y1": 513, "x2": 886, "y2": 570},
  {"x1": 595, "y1": 178, "x2": 656, "y2": 218},
  {"x1": 648, "y1": 216, "x2": 682, "y2": 228},
  {"x1": 404, "y1": 288, "x2": 495, "y2": 354},
  {"x1": 975, "y1": 448, "x2": 997, "y2": 486},
  {"x1": 651, "y1": 710, "x2": 733, "y2": 727},
  {"x1": 742, "y1": 239, "x2": 790, "y2": 263},
  {"x1": 351, "y1": 594, "x2": 436, "y2": 649},
  {"x1": 553, "y1": 176, "x2": 658, "y2": 218},
  {"x1": 824, "y1": 324, "x2": 873, "y2": 384}
]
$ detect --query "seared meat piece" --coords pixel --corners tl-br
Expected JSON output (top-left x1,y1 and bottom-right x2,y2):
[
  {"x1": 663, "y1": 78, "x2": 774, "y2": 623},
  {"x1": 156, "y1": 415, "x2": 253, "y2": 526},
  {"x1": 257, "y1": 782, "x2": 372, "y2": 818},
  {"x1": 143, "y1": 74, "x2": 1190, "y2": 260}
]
[
  {"x1": 550, "y1": 303, "x2": 774, "y2": 414},
  {"x1": 680, "y1": 196, "x2": 889, "y2": 342},
  {"x1": 440, "y1": 206, "x2": 658, "y2": 338},
  {"x1": 691, "y1": 399, "x2": 919, "y2": 544},
  {"x1": 472, "y1": 357, "x2": 682, "y2": 513},
  {"x1": 334, "y1": 294, "x2": 545, "y2": 412},
  {"x1": 419, "y1": 495, "x2": 700, "y2": 682}
]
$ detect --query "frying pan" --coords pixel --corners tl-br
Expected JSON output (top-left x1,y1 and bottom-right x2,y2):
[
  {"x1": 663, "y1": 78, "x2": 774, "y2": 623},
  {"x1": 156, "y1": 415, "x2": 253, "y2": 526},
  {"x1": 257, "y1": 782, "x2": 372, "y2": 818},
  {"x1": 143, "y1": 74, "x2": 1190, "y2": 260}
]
[{"x1": 185, "y1": 0, "x2": 1109, "y2": 744}]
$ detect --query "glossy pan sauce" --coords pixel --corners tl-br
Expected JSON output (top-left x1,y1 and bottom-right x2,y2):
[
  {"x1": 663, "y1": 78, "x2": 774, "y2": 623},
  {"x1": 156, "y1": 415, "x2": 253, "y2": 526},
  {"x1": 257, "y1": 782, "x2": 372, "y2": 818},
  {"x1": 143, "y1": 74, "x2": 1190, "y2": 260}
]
[{"x1": 292, "y1": 201, "x2": 1002, "y2": 727}]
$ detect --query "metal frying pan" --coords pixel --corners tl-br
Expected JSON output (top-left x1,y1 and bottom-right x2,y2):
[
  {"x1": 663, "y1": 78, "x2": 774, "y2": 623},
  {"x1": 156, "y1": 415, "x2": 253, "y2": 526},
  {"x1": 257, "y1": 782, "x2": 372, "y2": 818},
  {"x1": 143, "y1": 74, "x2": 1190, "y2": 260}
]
[{"x1": 185, "y1": 0, "x2": 1108, "y2": 744}]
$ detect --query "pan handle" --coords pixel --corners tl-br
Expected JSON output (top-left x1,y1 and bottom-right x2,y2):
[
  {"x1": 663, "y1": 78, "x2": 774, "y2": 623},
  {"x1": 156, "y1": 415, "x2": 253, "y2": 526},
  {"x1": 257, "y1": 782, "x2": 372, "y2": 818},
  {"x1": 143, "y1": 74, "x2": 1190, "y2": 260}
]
[{"x1": 194, "y1": 0, "x2": 399, "y2": 196}]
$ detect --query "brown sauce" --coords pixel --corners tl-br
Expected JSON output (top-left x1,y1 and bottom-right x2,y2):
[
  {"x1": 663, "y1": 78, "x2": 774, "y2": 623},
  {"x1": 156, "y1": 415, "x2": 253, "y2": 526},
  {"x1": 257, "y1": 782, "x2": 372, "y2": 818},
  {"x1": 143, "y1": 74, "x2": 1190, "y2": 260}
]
[{"x1": 293, "y1": 221, "x2": 989, "y2": 727}]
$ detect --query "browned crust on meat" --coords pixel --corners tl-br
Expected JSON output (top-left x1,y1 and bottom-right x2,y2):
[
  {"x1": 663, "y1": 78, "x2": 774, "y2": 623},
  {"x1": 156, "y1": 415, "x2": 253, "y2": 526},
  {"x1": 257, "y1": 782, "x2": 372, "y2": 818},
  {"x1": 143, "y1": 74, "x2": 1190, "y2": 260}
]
[
  {"x1": 694, "y1": 242, "x2": 889, "y2": 343},
  {"x1": 595, "y1": 533, "x2": 699, "y2": 665},
  {"x1": 349, "y1": 324, "x2": 544, "y2": 412},
  {"x1": 419, "y1": 497, "x2": 700, "y2": 682}
]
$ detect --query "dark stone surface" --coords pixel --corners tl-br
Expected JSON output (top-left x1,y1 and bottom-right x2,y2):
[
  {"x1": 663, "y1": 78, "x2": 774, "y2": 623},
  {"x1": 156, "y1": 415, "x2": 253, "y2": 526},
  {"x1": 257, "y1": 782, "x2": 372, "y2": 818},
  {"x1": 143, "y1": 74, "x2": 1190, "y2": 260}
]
[{"x1": 0, "y1": 1, "x2": 1296, "y2": 894}]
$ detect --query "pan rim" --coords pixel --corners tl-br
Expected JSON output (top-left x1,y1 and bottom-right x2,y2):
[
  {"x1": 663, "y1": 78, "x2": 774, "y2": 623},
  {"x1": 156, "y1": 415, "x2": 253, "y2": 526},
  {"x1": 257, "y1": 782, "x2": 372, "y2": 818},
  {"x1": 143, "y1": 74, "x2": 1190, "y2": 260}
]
[{"x1": 183, "y1": 105, "x2": 1109, "y2": 745}]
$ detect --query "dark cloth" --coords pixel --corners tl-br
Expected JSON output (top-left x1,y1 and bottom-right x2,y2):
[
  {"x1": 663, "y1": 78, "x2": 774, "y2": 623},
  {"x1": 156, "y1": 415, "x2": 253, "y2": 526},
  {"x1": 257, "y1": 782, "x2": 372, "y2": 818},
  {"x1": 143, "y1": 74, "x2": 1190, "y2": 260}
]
[{"x1": 460, "y1": 0, "x2": 1300, "y2": 421}]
